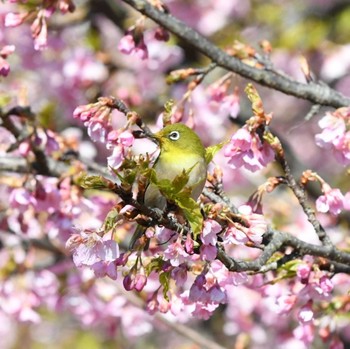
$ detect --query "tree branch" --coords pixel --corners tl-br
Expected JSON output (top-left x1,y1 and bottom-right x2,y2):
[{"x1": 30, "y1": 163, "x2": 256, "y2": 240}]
[
  {"x1": 2, "y1": 152, "x2": 350, "y2": 275},
  {"x1": 120, "y1": 0, "x2": 350, "y2": 108},
  {"x1": 217, "y1": 228, "x2": 350, "y2": 273}
]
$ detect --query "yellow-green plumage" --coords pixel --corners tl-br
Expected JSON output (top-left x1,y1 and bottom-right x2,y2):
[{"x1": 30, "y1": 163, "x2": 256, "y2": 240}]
[{"x1": 129, "y1": 123, "x2": 207, "y2": 249}]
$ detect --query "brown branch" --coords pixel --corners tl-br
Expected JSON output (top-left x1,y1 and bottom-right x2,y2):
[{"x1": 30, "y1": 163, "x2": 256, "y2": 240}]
[
  {"x1": 119, "y1": 0, "x2": 350, "y2": 108},
  {"x1": 203, "y1": 188, "x2": 238, "y2": 214},
  {"x1": 109, "y1": 98, "x2": 155, "y2": 138},
  {"x1": 1, "y1": 153, "x2": 349, "y2": 274},
  {"x1": 1, "y1": 107, "x2": 50, "y2": 175},
  {"x1": 217, "y1": 228, "x2": 350, "y2": 273}
]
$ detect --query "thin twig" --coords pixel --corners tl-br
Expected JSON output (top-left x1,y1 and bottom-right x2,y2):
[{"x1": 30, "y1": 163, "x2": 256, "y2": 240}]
[
  {"x1": 273, "y1": 144, "x2": 333, "y2": 247},
  {"x1": 1, "y1": 107, "x2": 50, "y2": 175}
]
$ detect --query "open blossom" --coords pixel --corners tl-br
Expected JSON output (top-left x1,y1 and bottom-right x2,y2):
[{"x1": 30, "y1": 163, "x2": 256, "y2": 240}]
[
  {"x1": 163, "y1": 239, "x2": 190, "y2": 266},
  {"x1": 224, "y1": 126, "x2": 275, "y2": 172},
  {"x1": 107, "y1": 145, "x2": 125, "y2": 169},
  {"x1": 297, "y1": 263, "x2": 311, "y2": 281},
  {"x1": 315, "y1": 183, "x2": 344, "y2": 215},
  {"x1": 199, "y1": 244, "x2": 217, "y2": 261},
  {"x1": 315, "y1": 108, "x2": 350, "y2": 165},
  {"x1": 201, "y1": 219, "x2": 221, "y2": 245},
  {"x1": 208, "y1": 83, "x2": 240, "y2": 118},
  {"x1": 311, "y1": 275, "x2": 333, "y2": 300},
  {"x1": 66, "y1": 229, "x2": 119, "y2": 279},
  {"x1": 107, "y1": 129, "x2": 135, "y2": 148},
  {"x1": 106, "y1": 130, "x2": 134, "y2": 169},
  {"x1": 224, "y1": 205, "x2": 267, "y2": 246}
]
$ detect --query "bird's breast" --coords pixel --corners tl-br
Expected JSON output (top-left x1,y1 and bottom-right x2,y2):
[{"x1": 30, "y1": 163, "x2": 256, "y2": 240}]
[{"x1": 144, "y1": 151, "x2": 207, "y2": 209}]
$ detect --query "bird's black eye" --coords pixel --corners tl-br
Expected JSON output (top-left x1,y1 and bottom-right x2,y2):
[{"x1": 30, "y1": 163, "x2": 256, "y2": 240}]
[{"x1": 168, "y1": 130, "x2": 180, "y2": 141}]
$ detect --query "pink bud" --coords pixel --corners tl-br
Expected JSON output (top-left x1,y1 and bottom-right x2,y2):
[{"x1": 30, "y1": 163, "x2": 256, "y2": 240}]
[
  {"x1": 134, "y1": 274, "x2": 147, "y2": 292},
  {"x1": 123, "y1": 274, "x2": 134, "y2": 291},
  {"x1": 115, "y1": 253, "x2": 129, "y2": 266},
  {"x1": 0, "y1": 58, "x2": 10, "y2": 77},
  {"x1": 154, "y1": 27, "x2": 170, "y2": 42}
]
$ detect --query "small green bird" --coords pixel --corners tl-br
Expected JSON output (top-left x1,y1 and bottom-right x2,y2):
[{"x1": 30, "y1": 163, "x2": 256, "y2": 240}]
[{"x1": 129, "y1": 123, "x2": 207, "y2": 249}]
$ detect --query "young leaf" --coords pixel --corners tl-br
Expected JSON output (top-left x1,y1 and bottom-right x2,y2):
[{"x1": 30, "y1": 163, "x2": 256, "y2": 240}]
[
  {"x1": 245, "y1": 83, "x2": 264, "y2": 117},
  {"x1": 159, "y1": 271, "x2": 170, "y2": 301},
  {"x1": 205, "y1": 141, "x2": 226, "y2": 164},
  {"x1": 77, "y1": 173, "x2": 114, "y2": 190},
  {"x1": 145, "y1": 257, "x2": 164, "y2": 276},
  {"x1": 103, "y1": 208, "x2": 120, "y2": 231}
]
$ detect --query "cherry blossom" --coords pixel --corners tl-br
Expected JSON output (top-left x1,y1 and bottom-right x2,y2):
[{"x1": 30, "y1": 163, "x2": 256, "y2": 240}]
[
  {"x1": 224, "y1": 126, "x2": 275, "y2": 172},
  {"x1": 315, "y1": 108, "x2": 350, "y2": 166},
  {"x1": 316, "y1": 183, "x2": 344, "y2": 215},
  {"x1": 66, "y1": 229, "x2": 119, "y2": 279}
]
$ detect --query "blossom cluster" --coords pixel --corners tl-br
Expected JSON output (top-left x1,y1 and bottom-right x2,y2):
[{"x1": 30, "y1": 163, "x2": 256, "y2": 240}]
[
  {"x1": 224, "y1": 126, "x2": 275, "y2": 172},
  {"x1": 4, "y1": 0, "x2": 75, "y2": 50}
]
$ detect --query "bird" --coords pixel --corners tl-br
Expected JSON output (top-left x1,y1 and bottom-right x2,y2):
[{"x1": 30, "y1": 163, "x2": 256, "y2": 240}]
[{"x1": 129, "y1": 123, "x2": 208, "y2": 249}]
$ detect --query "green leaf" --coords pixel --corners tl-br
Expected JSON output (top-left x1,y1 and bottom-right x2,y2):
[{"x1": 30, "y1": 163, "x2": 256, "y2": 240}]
[
  {"x1": 103, "y1": 208, "x2": 120, "y2": 231},
  {"x1": 280, "y1": 259, "x2": 302, "y2": 273},
  {"x1": 205, "y1": 141, "x2": 226, "y2": 164},
  {"x1": 77, "y1": 173, "x2": 114, "y2": 190},
  {"x1": 143, "y1": 165, "x2": 204, "y2": 237},
  {"x1": 159, "y1": 272, "x2": 171, "y2": 301},
  {"x1": 145, "y1": 257, "x2": 164, "y2": 276},
  {"x1": 178, "y1": 197, "x2": 203, "y2": 238}
]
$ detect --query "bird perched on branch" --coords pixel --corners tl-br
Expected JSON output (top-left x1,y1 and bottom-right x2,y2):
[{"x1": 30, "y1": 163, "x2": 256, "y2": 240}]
[{"x1": 129, "y1": 123, "x2": 208, "y2": 249}]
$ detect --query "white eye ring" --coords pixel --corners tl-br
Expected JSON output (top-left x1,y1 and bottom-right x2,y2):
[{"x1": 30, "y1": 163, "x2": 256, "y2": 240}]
[{"x1": 169, "y1": 130, "x2": 180, "y2": 141}]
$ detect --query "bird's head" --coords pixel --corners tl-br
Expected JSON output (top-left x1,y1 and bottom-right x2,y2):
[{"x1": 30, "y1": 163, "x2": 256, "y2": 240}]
[{"x1": 151, "y1": 123, "x2": 205, "y2": 157}]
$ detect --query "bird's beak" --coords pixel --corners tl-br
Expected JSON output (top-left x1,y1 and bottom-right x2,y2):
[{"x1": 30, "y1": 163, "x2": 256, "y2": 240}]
[{"x1": 149, "y1": 131, "x2": 161, "y2": 145}]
